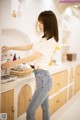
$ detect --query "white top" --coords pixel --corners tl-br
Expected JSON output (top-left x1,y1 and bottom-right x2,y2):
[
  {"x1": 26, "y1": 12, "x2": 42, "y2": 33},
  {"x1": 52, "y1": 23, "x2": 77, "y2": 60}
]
[{"x1": 29, "y1": 37, "x2": 57, "y2": 70}]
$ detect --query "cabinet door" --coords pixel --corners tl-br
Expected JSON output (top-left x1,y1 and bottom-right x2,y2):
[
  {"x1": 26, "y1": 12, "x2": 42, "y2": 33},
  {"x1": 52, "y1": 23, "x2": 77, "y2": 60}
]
[
  {"x1": 70, "y1": 67, "x2": 74, "y2": 83},
  {"x1": 18, "y1": 84, "x2": 32, "y2": 117},
  {"x1": 74, "y1": 65, "x2": 80, "y2": 94},
  {"x1": 35, "y1": 106, "x2": 42, "y2": 120},
  {"x1": 1, "y1": 90, "x2": 14, "y2": 120},
  {"x1": 49, "y1": 70, "x2": 68, "y2": 96},
  {"x1": 49, "y1": 97, "x2": 56, "y2": 115},
  {"x1": 55, "y1": 89, "x2": 67, "y2": 111},
  {"x1": 0, "y1": 90, "x2": 1, "y2": 113},
  {"x1": 49, "y1": 89, "x2": 67, "y2": 115},
  {"x1": 68, "y1": 85, "x2": 73, "y2": 100}
]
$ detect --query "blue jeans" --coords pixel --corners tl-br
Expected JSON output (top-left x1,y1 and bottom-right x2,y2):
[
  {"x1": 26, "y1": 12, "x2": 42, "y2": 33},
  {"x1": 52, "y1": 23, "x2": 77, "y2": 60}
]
[{"x1": 26, "y1": 69, "x2": 52, "y2": 120}]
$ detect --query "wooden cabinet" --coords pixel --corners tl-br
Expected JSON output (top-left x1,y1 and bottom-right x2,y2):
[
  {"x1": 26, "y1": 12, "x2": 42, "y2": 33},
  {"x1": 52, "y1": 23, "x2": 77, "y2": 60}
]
[
  {"x1": 35, "y1": 89, "x2": 67, "y2": 120},
  {"x1": 0, "y1": 90, "x2": 1, "y2": 113},
  {"x1": 70, "y1": 67, "x2": 74, "y2": 83},
  {"x1": 68, "y1": 85, "x2": 73, "y2": 100},
  {"x1": 49, "y1": 70, "x2": 68, "y2": 116},
  {"x1": 1, "y1": 64, "x2": 80, "y2": 120},
  {"x1": 68, "y1": 67, "x2": 74, "y2": 100},
  {"x1": 18, "y1": 84, "x2": 32, "y2": 117},
  {"x1": 1, "y1": 90, "x2": 14, "y2": 120},
  {"x1": 49, "y1": 70, "x2": 68, "y2": 96},
  {"x1": 55, "y1": 89, "x2": 67, "y2": 111},
  {"x1": 49, "y1": 89, "x2": 67, "y2": 115},
  {"x1": 35, "y1": 106, "x2": 42, "y2": 120},
  {"x1": 74, "y1": 65, "x2": 80, "y2": 94},
  {"x1": 18, "y1": 84, "x2": 42, "y2": 120},
  {"x1": 49, "y1": 97, "x2": 56, "y2": 115}
]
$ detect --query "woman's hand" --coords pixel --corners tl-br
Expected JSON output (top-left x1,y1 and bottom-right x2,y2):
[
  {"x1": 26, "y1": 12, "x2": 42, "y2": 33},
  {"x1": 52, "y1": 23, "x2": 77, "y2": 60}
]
[
  {"x1": 1, "y1": 61, "x2": 14, "y2": 69},
  {"x1": 1, "y1": 46, "x2": 11, "y2": 52}
]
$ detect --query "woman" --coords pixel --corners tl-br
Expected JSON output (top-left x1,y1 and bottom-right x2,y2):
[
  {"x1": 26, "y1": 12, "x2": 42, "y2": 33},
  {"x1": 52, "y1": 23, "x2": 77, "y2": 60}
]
[{"x1": 1, "y1": 10, "x2": 59, "y2": 120}]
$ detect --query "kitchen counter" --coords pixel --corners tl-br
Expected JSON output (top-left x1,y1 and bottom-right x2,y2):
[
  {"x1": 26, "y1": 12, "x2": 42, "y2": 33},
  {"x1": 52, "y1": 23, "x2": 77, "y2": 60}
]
[
  {"x1": 1, "y1": 61, "x2": 80, "y2": 93},
  {"x1": 45, "y1": 60, "x2": 80, "y2": 74},
  {"x1": 1, "y1": 61, "x2": 80, "y2": 120}
]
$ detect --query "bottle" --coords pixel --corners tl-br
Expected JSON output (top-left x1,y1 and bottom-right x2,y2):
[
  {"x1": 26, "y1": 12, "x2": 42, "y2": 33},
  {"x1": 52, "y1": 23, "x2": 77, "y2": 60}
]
[
  {"x1": 13, "y1": 54, "x2": 17, "y2": 61},
  {"x1": 18, "y1": 56, "x2": 20, "y2": 59}
]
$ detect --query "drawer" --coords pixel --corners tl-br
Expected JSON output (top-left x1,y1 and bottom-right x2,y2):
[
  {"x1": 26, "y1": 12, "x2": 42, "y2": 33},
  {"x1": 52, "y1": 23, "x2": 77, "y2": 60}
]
[
  {"x1": 35, "y1": 106, "x2": 42, "y2": 120},
  {"x1": 49, "y1": 89, "x2": 67, "y2": 115},
  {"x1": 74, "y1": 65, "x2": 80, "y2": 94},
  {"x1": 49, "y1": 70, "x2": 68, "y2": 96},
  {"x1": 55, "y1": 89, "x2": 67, "y2": 111},
  {"x1": 49, "y1": 97, "x2": 56, "y2": 115}
]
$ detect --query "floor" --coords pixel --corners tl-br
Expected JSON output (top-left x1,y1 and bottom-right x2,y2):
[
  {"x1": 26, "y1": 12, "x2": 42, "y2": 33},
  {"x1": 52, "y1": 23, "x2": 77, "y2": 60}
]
[{"x1": 50, "y1": 91, "x2": 80, "y2": 120}]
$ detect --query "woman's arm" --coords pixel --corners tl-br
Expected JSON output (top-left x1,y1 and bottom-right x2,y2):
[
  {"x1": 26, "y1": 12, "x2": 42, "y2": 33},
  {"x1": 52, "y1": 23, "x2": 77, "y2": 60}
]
[
  {"x1": 1, "y1": 52, "x2": 43, "y2": 69},
  {"x1": 1, "y1": 43, "x2": 33, "y2": 52}
]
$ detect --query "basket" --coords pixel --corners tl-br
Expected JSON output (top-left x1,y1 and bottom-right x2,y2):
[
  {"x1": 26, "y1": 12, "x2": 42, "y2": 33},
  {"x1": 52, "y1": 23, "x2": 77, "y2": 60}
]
[{"x1": 10, "y1": 68, "x2": 33, "y2": 77}]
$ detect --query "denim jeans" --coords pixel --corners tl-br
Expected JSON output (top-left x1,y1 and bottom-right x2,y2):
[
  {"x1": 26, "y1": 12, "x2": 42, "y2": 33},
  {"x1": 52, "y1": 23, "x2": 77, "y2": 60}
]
[{"x1": 26, "y1": 69, "x2": 52, "y2": 120}]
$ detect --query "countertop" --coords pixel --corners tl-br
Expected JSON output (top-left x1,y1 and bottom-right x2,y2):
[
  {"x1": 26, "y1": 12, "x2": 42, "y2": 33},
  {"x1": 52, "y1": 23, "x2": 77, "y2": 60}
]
[{"x1": 1, "y1": 61, "x2": 80, "y2": 93}]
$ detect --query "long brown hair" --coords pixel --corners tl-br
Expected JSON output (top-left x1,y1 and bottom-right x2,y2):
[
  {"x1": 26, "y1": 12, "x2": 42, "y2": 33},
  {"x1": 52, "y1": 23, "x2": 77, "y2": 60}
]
[{"x1": 38, "y1": 10, "x2": 59, "y2": 42}]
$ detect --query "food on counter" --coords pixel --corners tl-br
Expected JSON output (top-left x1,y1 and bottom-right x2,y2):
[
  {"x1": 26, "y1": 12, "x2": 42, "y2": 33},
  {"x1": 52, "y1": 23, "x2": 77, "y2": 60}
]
[
  {"x1": 11, "y1": 63, "x2": 31, "y2": 71},
  {"x1": 10, "y1": 64, "x2": 32, "y2": 77}
]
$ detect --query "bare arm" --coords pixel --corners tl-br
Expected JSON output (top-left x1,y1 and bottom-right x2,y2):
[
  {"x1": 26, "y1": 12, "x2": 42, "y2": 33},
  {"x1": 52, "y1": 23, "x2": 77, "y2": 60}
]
[
  {"x1": 1, "y1": 52, "x2": 43, "y2": 69},
  {"x1": 1, "y1": 43, "x2": 33, "y2": 52}
]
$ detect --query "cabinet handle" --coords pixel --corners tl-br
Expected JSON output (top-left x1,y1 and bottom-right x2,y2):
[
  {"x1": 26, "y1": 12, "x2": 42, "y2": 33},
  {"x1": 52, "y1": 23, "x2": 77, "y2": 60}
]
[
  {"x1": 57, "y1": 83, "x2": 61, "y2": 86},
  {"x1": 77, "y1": 73, "x2": 79, "y2": 75},
  {"x1": 11, "y1": 106, "x2": 15, "y2": 112},
  {"x1": 72, "y1": 75, "x2": 74, "y2": 78},
  {"x1": 29, "y1": 99, "x2": 31, "y2": 102},
  {"x1": 56, "y1": 100, "x2": 60, "y2": 103}
]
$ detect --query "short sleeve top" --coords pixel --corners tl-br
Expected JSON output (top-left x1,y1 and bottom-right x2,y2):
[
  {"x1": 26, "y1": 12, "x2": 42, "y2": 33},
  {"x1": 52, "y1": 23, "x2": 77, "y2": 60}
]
[{"x1": 29, "y1": 37, "x2": 57, "y2": 69}]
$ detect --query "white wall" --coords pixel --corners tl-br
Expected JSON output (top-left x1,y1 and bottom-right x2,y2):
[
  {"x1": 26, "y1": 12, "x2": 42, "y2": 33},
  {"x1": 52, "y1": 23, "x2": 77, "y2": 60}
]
[
  {"x1": 0, "y1": 0, "x2": 61, "y2": 59},
  {"x1": 68, "y1": 16, "x2": 80, "y2": 60},
  {"x1": 0, "y1": 0, "x2": 80, "y2": 60},
  {"x1": 61, "y1": 7, "x2": 80, "y2": 60},
  {"x1": 0, "y1": 0, "x2": 60, "y2": 42}
]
